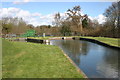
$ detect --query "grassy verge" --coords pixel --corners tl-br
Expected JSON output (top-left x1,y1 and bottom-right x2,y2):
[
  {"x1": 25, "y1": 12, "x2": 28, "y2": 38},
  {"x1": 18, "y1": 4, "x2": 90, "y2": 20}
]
[
  {"x1": 81, "y1": 36, "x2": 120, "y2": 47},
  {"x1": 2, "y1": 39, "x2": 84, "y2": 78},
  {"x1": 27, "y1": 37, "x2": 53, "y2": 40},
  {"x1": 28, "y1": 36, "x2": 119, "y2": 47},
  {"x1": 27, "y1": 36, "x2": 81, "y2": 40}
]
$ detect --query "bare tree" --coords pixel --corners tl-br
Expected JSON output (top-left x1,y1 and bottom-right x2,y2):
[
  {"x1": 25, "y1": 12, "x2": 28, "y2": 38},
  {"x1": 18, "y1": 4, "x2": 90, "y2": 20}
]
[
  {"x1": 104, "y1": 2, "x2": 119, "y2": 28},
  {"x1": 103, "y1": 1, "x2": 120, "y2": 37},
  {"x1": 66, "y1": 6, "x2": 88, "y2": 34},
  {"x1": 53, "y1": 12, "x2": 61, "y2": 27}
]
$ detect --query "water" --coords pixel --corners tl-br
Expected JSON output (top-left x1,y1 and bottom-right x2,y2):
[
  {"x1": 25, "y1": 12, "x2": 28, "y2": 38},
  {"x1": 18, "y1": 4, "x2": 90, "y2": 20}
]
[{"x1": 50, "y1": 40, "x2": 119, "y2": 78}]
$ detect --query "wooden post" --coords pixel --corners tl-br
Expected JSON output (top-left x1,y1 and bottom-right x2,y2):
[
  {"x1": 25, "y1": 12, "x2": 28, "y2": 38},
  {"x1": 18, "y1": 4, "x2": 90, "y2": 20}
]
[{"x1": 43, "y1": 33, "x2": 45, "y2": 37}]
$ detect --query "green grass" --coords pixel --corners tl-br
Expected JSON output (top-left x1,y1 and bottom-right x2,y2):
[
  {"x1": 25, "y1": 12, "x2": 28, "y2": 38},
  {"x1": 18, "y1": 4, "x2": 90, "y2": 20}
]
[
  {"x1": 28, "y1": 37, "x2": 53, "y2": 40},
  {"x1": 81, "y1": 36, "x2": 120, "y2": 47},
  {"x1": 2, "y1": 39, "x2": 84, "y2": 78},
  {"x1": 28, "y1": 36, "x2": 81, "y2": 40}
]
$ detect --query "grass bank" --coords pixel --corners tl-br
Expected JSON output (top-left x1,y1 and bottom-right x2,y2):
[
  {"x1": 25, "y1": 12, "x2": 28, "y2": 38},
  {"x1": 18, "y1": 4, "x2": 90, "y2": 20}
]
[
  {"x1": 27, "y1": 36, "x2": 119, "y2": 47},
  {"x1": 27, "y1": 37, "x2": 53, "y2": 40},
  {"x1": 81, "y1": 36, "x2": 120, "y2": 47},
  {"x1": 2, "y1": 39, "x2": 84, "y2": 78},
  {"x1": 27, "y1": 36, "x2": 80, "y2": 40}
]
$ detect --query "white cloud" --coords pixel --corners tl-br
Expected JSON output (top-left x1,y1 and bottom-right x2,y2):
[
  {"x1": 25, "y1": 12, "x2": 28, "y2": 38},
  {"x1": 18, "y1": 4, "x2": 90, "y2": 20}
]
[
  {"x1": 88, "y1": 16, "x2": 94, "y2": 20},
  {"x1": 96, "y1": 14, "x2": 106, "y2": 24},
  {"x1": 88, "y1": 14, "x2": 106, "y2": 24},
  {"x1": 0, "y1": 7, "x2": 54, "y2": 26},
  {"x1": 0, "y1": 7, "x2": 106, "y2": 27},
  {"x1": 0, "y1": 7, "x2": 20, "y2": 17}
]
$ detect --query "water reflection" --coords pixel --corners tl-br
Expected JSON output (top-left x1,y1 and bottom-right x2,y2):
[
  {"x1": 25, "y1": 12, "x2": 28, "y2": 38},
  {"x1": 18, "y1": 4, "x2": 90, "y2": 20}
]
[
  {"x1": 50, "y1": 40, "x2": 119, "y2": 78},
  {"x1": 97, "y1": 47, "x2": 118, "y2": 78}
]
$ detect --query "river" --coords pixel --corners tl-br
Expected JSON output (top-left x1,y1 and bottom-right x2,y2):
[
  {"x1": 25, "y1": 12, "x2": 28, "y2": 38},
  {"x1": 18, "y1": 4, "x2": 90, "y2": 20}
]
[{"x1": 50, "y1": 40, "x2": 119, "y2": 78}]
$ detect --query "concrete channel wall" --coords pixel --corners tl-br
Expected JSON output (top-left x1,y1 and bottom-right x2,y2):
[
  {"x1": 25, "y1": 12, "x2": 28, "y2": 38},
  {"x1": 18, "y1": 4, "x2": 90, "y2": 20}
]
[
  {"x1": 80, "y1": 37, "x2": 120, "y2": 50},
  {"x1": 26, "y1": 37, "x2": 120, "y2": 50},
  {"x1": 26, "y1": 38, "x2": 44, "y2": 43},
  {"x1": 50, "y1": 37, "x2": 73, "y2": 40},
  {"x1": 59, "y1": 47, "x2": 88, "y2": 78},
  {"x1": 57, "y1": 36, "x2": 120, "y2": 50},
  {"x1": 26, "y1": 38, "x2": 50, "y2": 44}
]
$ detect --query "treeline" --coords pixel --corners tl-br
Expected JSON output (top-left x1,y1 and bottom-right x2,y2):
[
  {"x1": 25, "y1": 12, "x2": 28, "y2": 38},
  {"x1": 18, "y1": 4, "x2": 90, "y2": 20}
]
[
  {"x1": 1, "y1": 17, "x2": 33, "y2": 36},
  {"x1": 1, "y1": 1, "x2": 120, "y2": 38},
  {"x1": 52, "y1": 1, "x2": 120, "y2": 38},
  {"x1": 95, "y1": 1, "x2": 120, "y2": 38},
  {"x1": 0, "y1": 17, "x2": 59, "y2": 37}
]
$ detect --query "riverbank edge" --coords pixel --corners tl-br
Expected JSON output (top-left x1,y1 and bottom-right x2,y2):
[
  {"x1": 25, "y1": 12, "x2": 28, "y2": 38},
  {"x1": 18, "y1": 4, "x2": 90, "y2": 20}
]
[
  {"x1": 25, "y1": 37, "x2": 120, "y2": 49},
  {"x1": 51, "y1": 37, "x2": 120, "y2": 50},
  {"x1": 19, "y1": 37, "x2": 119, "y2": 78},
  {"x1": 79, "y1": 37, "x2": 120, "y2": 50},
  {"x1": 24, "y1": 38, "x2": 88, "y2": 78},
  {"x1": 58, "y1": 47, "x2": 88, "y2": 78}
]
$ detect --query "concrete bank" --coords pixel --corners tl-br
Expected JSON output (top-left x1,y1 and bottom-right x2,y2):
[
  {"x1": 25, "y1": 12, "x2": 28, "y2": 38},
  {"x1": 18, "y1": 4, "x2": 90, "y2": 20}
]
[
  {"x1": 59, "y1": 47, "x2": 88, "y2": 78},
  {"x1": 79, "y1": 37, "x2": 120, "y2": 50},
  {"x1": 50, "y1": 37, "x2": 73, "y2": 40},
  {"x1": 26, "y1": 38, "x2": 50, "y2": 44},
  {"x1": 26, "y1": 37, "x2": 120, "y2": 50}
]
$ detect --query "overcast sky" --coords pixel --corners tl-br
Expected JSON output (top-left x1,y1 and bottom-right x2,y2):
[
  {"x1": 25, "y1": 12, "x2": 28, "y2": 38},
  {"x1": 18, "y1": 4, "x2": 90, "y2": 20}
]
[{"x1": 1, "y1": 1, "x2": 112, "y2": 26}]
